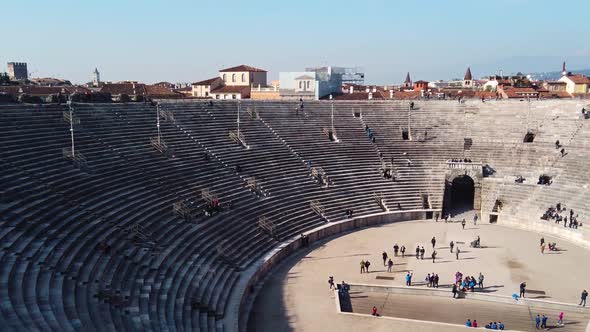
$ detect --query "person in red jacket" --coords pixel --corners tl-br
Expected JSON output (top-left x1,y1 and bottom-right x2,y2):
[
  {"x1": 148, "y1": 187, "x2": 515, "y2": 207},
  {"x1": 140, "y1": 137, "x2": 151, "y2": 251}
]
[{"x1": 372, "y1": 306, "x2": 377, "y2": 316}]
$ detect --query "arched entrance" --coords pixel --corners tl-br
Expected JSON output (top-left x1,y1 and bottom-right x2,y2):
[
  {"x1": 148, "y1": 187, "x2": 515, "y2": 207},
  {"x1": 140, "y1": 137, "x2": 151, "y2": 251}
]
[{"x1": 444, "y1": 175, "x2": 475, "y2": 215}]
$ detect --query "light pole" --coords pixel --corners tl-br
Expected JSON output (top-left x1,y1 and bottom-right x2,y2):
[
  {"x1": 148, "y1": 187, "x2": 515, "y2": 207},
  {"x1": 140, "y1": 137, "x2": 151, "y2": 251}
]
[
  {"x1": 156, "y1": 103, "x2": 161, "y2": 145},
  {"x1": 68, "y1": 100, "x2": 75, "y2": 157},
  {"x1": 331, "y1": 101, "x2": 334, "y2": 134},
  {"x1": 237, "y1": 101, "x2": 241, "y2": 138}
]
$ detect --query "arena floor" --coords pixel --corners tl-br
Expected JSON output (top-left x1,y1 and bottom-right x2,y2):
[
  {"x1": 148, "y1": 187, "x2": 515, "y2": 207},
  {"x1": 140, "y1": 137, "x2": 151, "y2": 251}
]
[{"x1": 248, "y1": 219, "x2": 590, "y2": 331}]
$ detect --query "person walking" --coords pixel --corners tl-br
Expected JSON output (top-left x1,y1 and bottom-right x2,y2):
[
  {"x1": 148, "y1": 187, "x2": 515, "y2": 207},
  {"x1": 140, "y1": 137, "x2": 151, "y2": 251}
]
[
  {"x1": 431, "y1": 236, "x2": 436, "y2": 248},
  {"x1": 431, "y1": 250, "x2": 437, "y2": 263},
  {"x1": 328, "y1": 276, "x2": 335, "y2": 289},
  {"x1": 364, "y1": 260, "x2": 371, "y2": 273},
  {"x1": 540, "y1": 243, "x2": 546, "y2": 254},
  {"x1": 535, "y1": 314, "x2": 541, "y2": 329},
  {"x1": 400, "y1": 245, "x2": 406, "y2": 257},
  {"x1": 387, "y1": 259, "x2": 393, "y2": 272},
  {"x1": 393, "y1": 244, "x2": 399, "y2": 257},
  {"x1": 478, "y1": 273, "x2": 484, "y2": 289},
  {"x1": 461, "y1": 219, "x2": 466, "y2": 230},
  {"x1": 382, "y1": 251, "x2": 388, "y2": 266},
  {"x1": 415, "y1": 246, "x2": 420, "y2": 259},
  {"x1": 420, "y1": 247, "x2": 425, "y2": 260},
  {"x1": 456, "y1": 247, "x2": 460, "y2": 260},
  {"x1": 434, "y1": 274, "x2": 439, "y2": 288},
  {"x1": 360, "y1": 260, "x2": 365, "y2": 274},
  {"x1": 519, "y1": 282, "x2": 526, "y2": 298},
  {"x1": 452, "y1": 283, "x2": 458, "y2": 298},
  {"x1": 557, "y1": 312, "x2": 564, "y2": 326},
  {"x1": 581, "y1": 289, "x2": 588, "y2": 306}
]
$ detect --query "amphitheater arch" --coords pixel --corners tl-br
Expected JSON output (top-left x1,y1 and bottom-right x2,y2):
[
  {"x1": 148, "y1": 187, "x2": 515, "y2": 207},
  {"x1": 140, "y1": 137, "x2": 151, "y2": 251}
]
[{"x1": 444, "y1": 168, "x2": 482, "y2": 215}]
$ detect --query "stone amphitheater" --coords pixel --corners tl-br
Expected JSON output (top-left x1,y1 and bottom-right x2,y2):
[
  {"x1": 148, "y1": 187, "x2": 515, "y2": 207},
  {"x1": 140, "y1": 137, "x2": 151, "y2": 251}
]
[{"x1": 1, "y1": 99, "x2": 589, "y2": 332}]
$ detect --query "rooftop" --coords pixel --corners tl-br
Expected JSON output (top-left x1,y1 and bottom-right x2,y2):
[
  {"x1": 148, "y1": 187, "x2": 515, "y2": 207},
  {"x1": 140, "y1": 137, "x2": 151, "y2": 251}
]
[{"x1": 219, "y1": 65, "x2": 266, "y2": 73}]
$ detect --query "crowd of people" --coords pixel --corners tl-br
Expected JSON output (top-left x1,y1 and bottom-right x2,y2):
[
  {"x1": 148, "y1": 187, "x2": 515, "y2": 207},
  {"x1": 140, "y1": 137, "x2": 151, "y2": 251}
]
[
  {"x1": 449, "y1": 158, "x2": 474, "y2": 163},
  {"x1": 452, "y1": 271, "x2": 485, "y2": 298},
  {"x1": 331, "y1": 222, "x2": 588, "y2": 329},
  {"x1": 465, "y1": 319, "x2": 505, "y2": 330},
  {"x1": 540, "y1": 203, "x2": 582, "y2": 229}
]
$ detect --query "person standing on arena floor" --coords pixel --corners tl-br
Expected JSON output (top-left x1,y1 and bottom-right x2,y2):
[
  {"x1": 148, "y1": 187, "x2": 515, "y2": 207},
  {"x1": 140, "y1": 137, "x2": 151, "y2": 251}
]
[
  {"x1": 393, "y1": 243, "x2": 399, "y2": 256},
  {"x1": 535, "y1": 314, "x2": 541, "y2": 329},
  {"x1": 364, "y1": 260, "x2": 371, "y2": 273},
  {"x1": 387, "y1": 259, "x2": 393, "y2": 272},
  {"x1": 456, "y1": 247, "x2": 460, "y2": 260},
  {"x1": 541, "y1": 315, "x2": 548, "y2": 328},
  {"x1": 360, "y1": 260, "x2": 365, "y2": 274},
  {"x1": 478, "y1": 273, "x2": 484, "y2": 289},
  {"x1": 557, "y1": 312, "x2": 564, "y2": 326},
  {"x1": 420, "y1": 247, "x2": 425, "y2": 260},
  {"x1": 581, "y1": 289, "x2": 588, "y2": 306},
  {"x1": 415, "y1": 246, "x2": 420, "y2": 259},
  {"x1": 450, "y1": 241, "x2": 454, "y2": 253},
  {"x1": 431, "y1": 250, "x2": 437, "y2": 263},
  {"x1": 405, "y1": 272, "x2": 413, "y2": 286},
  {"x1": 519, "y1": 282, "x2": 526, "y2": 298},
  {"x1": 473, "y1": 214, "x2": 478, "y2": 225},
  {"x1": 328, "y1": 276, "x2": 335, "y2": 289},
  {"x1": 434, "y1": 274, "x2": 439, "y2": 288},
  {"x1": 452, "y1": 283, "x2": 458, "y2": 298},
  {"x1": 431, "y1": 236, "x2": 436, "y2": 248},
  {"x1": 382, "y1": 251, "x2": 388, "y2": 266},
  {"x1": 461, "y1": 219, "x2": 466, "y2": 229},
  {"x1": 400, "y1": 245, "x2": 406, "y2": 257}
]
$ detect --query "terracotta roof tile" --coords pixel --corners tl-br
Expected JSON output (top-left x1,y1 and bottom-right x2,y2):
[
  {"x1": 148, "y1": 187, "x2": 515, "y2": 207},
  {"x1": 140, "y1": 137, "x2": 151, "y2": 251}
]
[
  {"x1": 192, "y1": 77, "x2": 221, "y2": 85},
  {"x1": 566, "y1": 75, "x2": 590, "y2": 84},
  {"x1": 219, "y1": 65, "x2": 266, "y2": 73}
]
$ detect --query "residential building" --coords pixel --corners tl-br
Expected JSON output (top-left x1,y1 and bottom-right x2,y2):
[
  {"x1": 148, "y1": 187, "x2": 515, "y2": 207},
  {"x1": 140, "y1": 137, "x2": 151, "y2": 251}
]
[
  {"x1": 191, "y1": 64, "x2": 267, "y2": 99},
  {"x1": 192, "y1": 77, "x2": 223, "y2": 98},
  {"x1": 308, "y1": 66, "x2": 364, "y2": 85},
  {"x1": 219, "y1": 65, "x2": 267, "y2": 87},
  {"x1": 559, "y1": 74, "x2": 590, "y2": 95},
  {"x1": 413, "y1": 80, "x2": 429, "y2": 91}
]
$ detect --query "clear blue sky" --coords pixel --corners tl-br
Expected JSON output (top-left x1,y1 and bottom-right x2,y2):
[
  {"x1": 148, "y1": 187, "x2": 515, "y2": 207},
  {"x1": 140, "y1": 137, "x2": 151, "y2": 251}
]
[{"x1": 3, "y1": 0, "x2": 590, "y2": 84}]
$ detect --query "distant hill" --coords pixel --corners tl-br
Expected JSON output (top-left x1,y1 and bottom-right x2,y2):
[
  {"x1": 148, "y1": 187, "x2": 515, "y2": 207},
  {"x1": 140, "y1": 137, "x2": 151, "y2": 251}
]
[{"x1": 527, "y1": 69, "x2": 590, "y2": 81}]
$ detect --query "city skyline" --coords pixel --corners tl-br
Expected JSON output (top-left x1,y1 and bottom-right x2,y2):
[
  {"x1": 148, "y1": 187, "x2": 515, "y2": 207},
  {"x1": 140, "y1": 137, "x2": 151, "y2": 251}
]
[{"x1": 3, "y1": 0, "x2": 590, "y2": 84}]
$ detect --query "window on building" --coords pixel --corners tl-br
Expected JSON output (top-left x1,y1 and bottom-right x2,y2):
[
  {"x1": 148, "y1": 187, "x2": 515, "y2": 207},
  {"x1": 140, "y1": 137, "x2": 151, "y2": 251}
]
[
  {"x1": 215, "y1": 95, "x2": 220, "y2": 99},
  {"x1": 205, "y1": 92, "x2": 209, "y2": 97},
  {"x1": 299, "y1": 81, "x2": 302, "y2": 89},
  {"x1": 232, "y1": 74, "x2": 236, "y2": 82},
  {"x1": 223, "y1": 74, "x2": 226, "y2": 82},
  {"x1": 241, "y1": 73, "x2": 245, "y2": 82},
  {"x1": 232, "y1": 94, "x2": 236, "y2": 99},
  {"x1": 306, "y1": 81, "x2": 310, "y2": 89}
]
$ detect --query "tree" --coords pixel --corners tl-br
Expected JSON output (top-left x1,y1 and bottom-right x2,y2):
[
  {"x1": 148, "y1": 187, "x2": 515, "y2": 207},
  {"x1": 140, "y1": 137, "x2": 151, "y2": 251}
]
[{"x1": 0, "y1": 72, "x2": 10, "y2": 85}]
